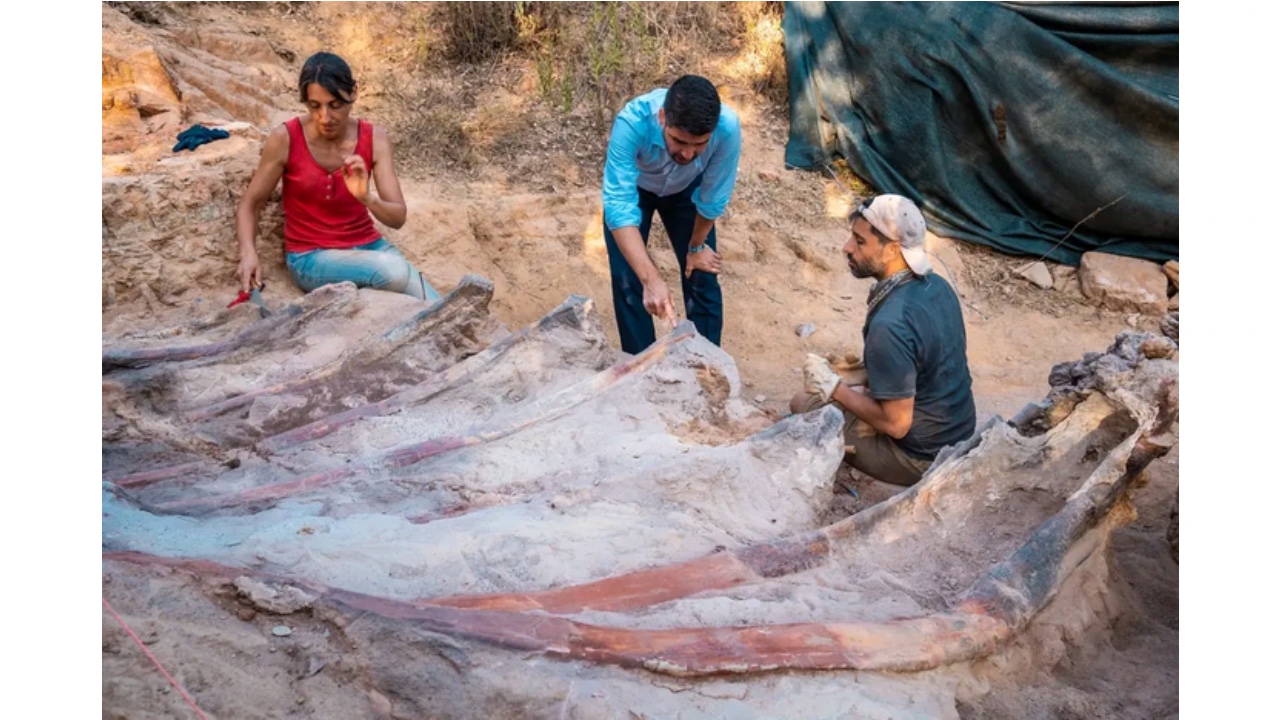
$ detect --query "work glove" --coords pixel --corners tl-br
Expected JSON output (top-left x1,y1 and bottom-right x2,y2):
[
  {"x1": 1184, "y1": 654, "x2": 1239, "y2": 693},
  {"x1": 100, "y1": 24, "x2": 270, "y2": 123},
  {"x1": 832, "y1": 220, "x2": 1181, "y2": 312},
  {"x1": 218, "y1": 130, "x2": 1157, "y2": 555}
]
[
  {"x1": 173, "y1": 124, "x2": 230, "y2": 152},
  {"x1": 829, "y1": 350, "x2": 869, "y2": 387},
  {"x1": 803, "y1": 353, "x2": 842, "y2": 402}
]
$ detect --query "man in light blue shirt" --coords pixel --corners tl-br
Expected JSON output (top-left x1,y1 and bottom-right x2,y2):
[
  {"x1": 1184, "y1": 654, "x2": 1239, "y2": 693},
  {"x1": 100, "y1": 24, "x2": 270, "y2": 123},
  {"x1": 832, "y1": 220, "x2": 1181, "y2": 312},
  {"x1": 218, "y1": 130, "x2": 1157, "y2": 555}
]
[{"x1": 602, "y1": 75, "x2": 741, "y2": 354}]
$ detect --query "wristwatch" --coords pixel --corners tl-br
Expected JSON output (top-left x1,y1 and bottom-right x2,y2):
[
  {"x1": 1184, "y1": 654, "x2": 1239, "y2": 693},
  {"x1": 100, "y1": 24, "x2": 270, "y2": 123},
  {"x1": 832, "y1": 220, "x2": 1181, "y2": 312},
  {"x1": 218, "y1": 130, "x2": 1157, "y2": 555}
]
[{"x1": 688, "y1": 243, "x2": 710, "y2": 254}]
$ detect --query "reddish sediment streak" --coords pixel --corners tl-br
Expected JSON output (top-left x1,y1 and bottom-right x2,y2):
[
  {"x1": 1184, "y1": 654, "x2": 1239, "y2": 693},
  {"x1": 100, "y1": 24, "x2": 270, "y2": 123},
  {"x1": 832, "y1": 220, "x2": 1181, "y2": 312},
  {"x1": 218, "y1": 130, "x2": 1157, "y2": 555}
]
[
  {"x1": 101, "y1": 550, "x2": 1012, "y2": 674},
  {"x1": 109, "y1": 462, "x2": 206, "y2": 489},
  {"x1": 151, "y1": 468, "x2": 356, "y2": 513}
]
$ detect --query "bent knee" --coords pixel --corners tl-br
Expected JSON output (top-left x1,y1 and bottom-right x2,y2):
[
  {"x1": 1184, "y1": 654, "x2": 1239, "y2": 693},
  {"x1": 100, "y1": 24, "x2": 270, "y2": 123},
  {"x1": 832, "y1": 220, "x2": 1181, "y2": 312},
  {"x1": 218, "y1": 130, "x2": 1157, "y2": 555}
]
[
  {"x1": 790, "y1": 390, "x2": 828, "y2": 415},
  {"x1": 367, "y1": 258, "x2": 411, "y2": 292}
]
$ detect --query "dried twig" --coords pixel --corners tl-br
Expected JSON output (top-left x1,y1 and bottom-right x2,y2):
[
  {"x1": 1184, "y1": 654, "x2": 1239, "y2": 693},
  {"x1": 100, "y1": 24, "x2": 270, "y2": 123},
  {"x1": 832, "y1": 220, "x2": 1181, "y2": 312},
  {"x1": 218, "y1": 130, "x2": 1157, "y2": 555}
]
[{"x1": 1029, "y1": 194, "x2": 1129, "y2": 266}]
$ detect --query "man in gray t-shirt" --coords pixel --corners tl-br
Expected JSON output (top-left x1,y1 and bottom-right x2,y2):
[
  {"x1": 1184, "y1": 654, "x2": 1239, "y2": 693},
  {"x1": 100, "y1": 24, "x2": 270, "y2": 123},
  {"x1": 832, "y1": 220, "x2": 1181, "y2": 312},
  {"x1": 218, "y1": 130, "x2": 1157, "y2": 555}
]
[{"x1": 792, "y1": 194, "x2": 975, "y2": 486}]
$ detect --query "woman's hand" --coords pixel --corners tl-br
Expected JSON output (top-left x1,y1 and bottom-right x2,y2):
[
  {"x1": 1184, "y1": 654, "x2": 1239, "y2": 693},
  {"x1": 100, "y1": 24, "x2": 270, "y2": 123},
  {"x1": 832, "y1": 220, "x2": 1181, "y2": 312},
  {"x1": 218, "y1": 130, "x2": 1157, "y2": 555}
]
[
  {"x1": 341, "y1": 154, "x2": 370, "y2": 204},
  {"x1": 238, "y1": 247, "x2": 262, "y2": 293}
]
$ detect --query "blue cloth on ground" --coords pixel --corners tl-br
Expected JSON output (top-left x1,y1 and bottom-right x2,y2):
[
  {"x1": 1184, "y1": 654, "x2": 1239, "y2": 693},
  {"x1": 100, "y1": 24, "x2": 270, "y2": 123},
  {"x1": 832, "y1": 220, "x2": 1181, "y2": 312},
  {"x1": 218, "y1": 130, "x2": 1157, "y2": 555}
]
[{"x1": 173, "y1": 124, "x2": 231, "y2": 152}]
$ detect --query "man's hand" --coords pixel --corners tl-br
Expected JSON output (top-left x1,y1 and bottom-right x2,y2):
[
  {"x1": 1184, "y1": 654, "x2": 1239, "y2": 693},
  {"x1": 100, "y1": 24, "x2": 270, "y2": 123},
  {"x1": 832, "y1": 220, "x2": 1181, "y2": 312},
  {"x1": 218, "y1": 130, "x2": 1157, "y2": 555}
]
[
  {"x1": 830, "y1": 350, "x2": 869, "y2": 387},
  {"x1": 238, "y1": 248, "x2": 262, "y2": 293},
  {"x1": 803, "y1": 353, "x2": 842, "y2": 401},
  {"x1": 685, "y1": 246, "x2": 722, "y2": 278},
  {"x1": 341, "y1": 155, "x2": 370, "y2": 204},
  {"x1": 644, "y1": 277, "x2": 678, "y2": 330}
]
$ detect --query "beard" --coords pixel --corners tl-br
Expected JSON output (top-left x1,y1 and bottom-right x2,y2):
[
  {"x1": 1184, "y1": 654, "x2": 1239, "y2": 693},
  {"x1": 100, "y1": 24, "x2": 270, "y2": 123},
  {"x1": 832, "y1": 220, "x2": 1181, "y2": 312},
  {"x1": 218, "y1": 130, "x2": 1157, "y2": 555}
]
[{"x1": 847, "y1": 255, "x2": 881, "y2": 279}]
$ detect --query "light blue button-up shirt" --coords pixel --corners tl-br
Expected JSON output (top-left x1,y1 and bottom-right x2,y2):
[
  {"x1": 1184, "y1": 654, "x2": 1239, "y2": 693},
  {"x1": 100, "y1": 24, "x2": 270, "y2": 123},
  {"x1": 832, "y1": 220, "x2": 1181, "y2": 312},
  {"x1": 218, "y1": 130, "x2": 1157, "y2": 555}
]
[{"x1": 602, "y1": 88, "x2": 741, "y2": 231}]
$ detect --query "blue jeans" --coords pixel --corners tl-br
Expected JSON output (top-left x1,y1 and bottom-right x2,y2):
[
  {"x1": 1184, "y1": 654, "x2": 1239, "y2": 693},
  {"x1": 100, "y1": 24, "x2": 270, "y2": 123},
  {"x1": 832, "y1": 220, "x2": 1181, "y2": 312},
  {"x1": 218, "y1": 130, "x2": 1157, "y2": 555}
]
[
  {"x1": 603, "y1": 177, "x2": 724, "y2": 354},
  {"x1": 286, "y1": 237, "x2": 440, "y2": 301}
]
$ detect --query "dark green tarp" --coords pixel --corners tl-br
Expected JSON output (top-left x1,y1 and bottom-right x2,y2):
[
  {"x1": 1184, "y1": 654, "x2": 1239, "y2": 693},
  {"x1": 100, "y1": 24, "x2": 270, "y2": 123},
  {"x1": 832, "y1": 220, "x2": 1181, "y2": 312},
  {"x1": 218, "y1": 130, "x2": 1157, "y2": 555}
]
[{"x1": 783, "y1": 1, "x2": 1178, "y2": 265}]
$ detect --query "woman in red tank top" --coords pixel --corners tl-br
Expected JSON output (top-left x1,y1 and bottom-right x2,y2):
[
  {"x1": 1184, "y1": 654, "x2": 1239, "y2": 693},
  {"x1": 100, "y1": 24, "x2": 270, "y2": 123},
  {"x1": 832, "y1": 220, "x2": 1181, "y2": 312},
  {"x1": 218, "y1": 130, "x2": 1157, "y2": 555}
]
[{"x1": 234, "y1": 52, "x2": 438, "y2": 301}]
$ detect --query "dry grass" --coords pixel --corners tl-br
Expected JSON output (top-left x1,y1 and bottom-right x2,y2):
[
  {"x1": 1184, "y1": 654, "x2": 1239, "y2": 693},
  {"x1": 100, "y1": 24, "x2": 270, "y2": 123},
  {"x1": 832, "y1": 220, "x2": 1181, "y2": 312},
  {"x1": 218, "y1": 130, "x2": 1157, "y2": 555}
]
[
  {"x1": 137, "y1": 2, "x2": 788, "y2": 182},
  {"x1": 951, "y1": 241, "x2": 1097, "y2": 317},
  {"x1": 348, "y1": 2, "x2": 787, "y2": 178}
]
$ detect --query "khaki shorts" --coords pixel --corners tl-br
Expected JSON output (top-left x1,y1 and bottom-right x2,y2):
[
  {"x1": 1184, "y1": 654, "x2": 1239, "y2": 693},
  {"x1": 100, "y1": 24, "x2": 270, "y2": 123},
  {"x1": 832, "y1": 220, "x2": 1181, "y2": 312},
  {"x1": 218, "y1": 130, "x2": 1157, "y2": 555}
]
[{"x1": 791, "y1": 390, "x2": 932, "y2": 487}]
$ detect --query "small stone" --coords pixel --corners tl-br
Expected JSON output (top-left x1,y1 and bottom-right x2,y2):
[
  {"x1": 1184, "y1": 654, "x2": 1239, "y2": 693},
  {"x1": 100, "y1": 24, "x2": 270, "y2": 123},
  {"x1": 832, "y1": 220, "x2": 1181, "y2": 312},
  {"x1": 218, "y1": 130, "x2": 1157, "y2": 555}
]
[
  {"x1": 369, "y1": 690, "x2": 393, "y2": 715},
  {"x1": 1126, "y1": 313, "x2": 1141, "y2": 328},
  {"x1": 307, "y1": 657, "x2": 326, "y2": 677},
  {"x1": 754, "y1": 394, "x2": 767, "y2": 403},
  {"x1": 235, "y1": 576, "x2": 316, "y2": 614},
  {"x1": 1015, "y1": 262, "x2": 1054, "y2": 290},
  {"x1": 271, "y1": 625, "x2": 293, "y2": 637},
  {"x1": 1160, "y1": 312, "x2": 1179, "y2": 343},
  {"x1": 796, "y1": 323, "x2": 816, "y2": 338},
  {"x1": 236, "y1": 606, "x2": 256, "y2": 622},
  {"x1": 757, "y1": 169, "x2": 782, "y2": 183}
]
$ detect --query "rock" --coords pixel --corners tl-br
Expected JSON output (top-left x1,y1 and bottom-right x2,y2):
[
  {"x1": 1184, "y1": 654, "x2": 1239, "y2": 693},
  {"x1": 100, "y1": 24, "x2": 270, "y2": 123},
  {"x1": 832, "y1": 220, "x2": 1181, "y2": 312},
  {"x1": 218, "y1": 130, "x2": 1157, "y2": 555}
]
[
  {"x1": 1051, "y1": 265, "x2": 1083, "y2": 298},
  {"x1": 1168, "y1": 490, "x2": 1179, "y2": 563},
  {"x1": 102, "y1": 5, "x2": 290, "y2": 156},
  {"x1": 1169, "y1": 292, "x2": 1179, "y2": 311},
  {"x1": 1126, "y1": 314, "x2": 1141, "y2": 328},
  {"x1": 368, "y1": 689, "x2": 393, "y2": 715},
  {"x1": 235, "y1": 576, "x2": 317, "y2": 614},
  {"x1": 1160, "y1": 312, "x2": 1179, "y2": 343},
  {"x1": 796, "y1": 323, "x2": 816, "y2": 338},
  {"x1": 754, "y1": 395, "x2": 767, "y2": 403},
  {"x1": 756, "y1": 169, "x2": 782, "y2": 183},
  {"x1": 306, "y1": 657, "x2": 327, "y2": 677},
  {"x1": 1078, "y1": 252, "x2": 1169, "y2": 314},
  {"x1": 1138, "y1": 336, "x2": 1177, "y2": 360},
  {"x1": 1163, "y1": 260, "x2": 1179, "y2": 290},
  {"x1": 1015, "y1": 262, "x2": 1054, "y2": 289},
  {"x1": 271, "y1": 625, "x2": 293, "y2": 637},
  {"x1": 925, "y1": 234, "x2": 967, "y2": 293},
  {"x1": 103, "y1": 150, "x2": 285, "y2": 308}
]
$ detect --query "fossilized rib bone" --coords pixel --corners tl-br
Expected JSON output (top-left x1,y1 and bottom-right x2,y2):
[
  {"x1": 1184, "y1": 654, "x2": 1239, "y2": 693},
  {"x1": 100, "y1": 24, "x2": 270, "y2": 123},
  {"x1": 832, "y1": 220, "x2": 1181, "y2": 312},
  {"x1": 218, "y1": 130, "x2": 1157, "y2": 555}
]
[
  {"x1": 145, "y1": 323, "x2": 694, "y2": 514},
  {"x1": 256, "y1": 294, "x2": 598, "y2": 453},
  {"x1": 105, "y1": 332, "x2": 1176, "y2": 677},
  {"x1": 184, "y1": 276, "x2": 495, "y2": 421}
]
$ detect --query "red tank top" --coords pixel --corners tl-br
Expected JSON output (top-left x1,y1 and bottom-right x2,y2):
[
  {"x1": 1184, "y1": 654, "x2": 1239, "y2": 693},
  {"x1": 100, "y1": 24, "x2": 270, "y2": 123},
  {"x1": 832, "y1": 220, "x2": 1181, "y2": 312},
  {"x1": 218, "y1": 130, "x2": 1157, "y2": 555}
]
[{"x1": 281, "y1": 117, "x2": 381, "y2": 253}]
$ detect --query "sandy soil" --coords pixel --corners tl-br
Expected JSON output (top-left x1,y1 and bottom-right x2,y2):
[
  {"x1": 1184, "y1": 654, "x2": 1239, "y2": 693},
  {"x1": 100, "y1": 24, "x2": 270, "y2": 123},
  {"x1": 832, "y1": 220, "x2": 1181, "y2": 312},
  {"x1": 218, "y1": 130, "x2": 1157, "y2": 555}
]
[{"x1": 101, "y1": 3, "x2": 1178, "y2": 717}]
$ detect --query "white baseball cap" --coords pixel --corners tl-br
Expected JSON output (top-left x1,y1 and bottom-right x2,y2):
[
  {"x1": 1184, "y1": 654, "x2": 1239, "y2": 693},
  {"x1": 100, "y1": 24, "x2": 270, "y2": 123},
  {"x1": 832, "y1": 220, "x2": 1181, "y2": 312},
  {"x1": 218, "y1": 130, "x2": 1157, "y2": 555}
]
[{"x1": 856, "y1": 194, "x2": 932, "y2": 275}]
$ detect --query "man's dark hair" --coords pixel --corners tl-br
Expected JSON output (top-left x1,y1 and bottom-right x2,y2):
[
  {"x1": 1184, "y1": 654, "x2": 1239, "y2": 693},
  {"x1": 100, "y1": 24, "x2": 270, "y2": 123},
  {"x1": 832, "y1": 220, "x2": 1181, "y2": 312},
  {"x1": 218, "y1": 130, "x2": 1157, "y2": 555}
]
[
  {"x1": 299, "y1": 52, "x2": 357, "y2": 104},
  {"x1": 663, "y1": 75, "x2": 721, "y2": 136}
]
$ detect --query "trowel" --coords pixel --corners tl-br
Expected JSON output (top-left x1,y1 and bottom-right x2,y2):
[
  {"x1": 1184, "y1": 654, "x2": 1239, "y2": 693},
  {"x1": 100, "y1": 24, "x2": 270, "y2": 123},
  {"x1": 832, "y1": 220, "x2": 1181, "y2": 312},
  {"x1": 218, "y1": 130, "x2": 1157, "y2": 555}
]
[{"x1": 228, "y1": 283, "x2": 271, "y2": 317}]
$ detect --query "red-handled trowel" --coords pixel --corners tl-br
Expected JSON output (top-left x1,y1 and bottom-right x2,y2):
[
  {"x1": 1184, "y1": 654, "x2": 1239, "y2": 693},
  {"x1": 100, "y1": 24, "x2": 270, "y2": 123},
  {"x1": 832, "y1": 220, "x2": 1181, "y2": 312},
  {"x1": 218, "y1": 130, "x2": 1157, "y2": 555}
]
[{"x1": 228, "y1": 283, "x2": 271, "y2": 317}]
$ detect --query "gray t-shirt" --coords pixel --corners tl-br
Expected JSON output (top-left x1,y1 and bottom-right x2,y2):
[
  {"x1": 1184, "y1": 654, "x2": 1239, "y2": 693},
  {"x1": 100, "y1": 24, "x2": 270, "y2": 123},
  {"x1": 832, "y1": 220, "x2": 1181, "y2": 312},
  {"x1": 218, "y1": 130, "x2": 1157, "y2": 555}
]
[{"x1": 862, "y1": 274, "x2": 976, "y2": 459}]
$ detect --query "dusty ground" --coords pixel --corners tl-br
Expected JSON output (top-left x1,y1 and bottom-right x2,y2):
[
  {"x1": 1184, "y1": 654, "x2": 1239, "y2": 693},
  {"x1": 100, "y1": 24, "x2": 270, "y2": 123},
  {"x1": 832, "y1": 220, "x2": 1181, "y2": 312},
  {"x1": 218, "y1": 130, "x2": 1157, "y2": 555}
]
[{"x1": 101, "y1": 3, "x2": 1177, "y2": 718}]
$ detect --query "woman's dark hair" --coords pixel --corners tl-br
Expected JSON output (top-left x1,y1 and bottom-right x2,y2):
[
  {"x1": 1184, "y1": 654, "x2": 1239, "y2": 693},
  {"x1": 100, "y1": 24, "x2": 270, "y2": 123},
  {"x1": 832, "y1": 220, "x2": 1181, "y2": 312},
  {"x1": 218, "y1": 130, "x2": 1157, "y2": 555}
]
[
  {"x1": 298, "y1": 52, "x2": 356, "y2": 104},
  {"x1": 663, "y1": 75, "x2": 721, "y2": 137}
]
